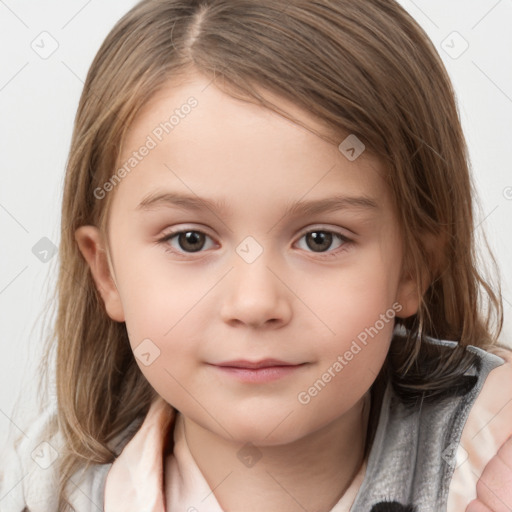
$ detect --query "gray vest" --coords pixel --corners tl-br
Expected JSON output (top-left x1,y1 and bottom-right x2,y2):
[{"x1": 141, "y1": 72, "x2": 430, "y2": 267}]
[{"x1": 350, "y1": 336, "x2": 504, "y2": 512}]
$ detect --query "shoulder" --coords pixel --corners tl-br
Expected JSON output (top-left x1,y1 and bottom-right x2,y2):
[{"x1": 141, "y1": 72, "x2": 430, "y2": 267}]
[
  {"x1": 0, "y1": 405, "x2": 114, "y2": 512},
  {"x1": 447, "y1": 344, "x2": 512, "y2": 510},
  {"x1": 470, "y1": 345, "x2": 512, "y2": 441},
  {"x1": 465, "y1": 345, "x2": 512, "y2": 460},
  {"x1": 0, "y1": 405, "x2": 60, "y2": 510}
]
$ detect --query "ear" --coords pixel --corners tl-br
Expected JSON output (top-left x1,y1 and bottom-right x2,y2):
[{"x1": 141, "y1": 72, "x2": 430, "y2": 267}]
[
  {"x1": 395, "y1": 232, "x2": 443, "y2": 319},
  {"x1": 395, "y1": 268, "x2": 424, "y2": 319},
  {"x1": 74, "y1": 225, "x2": 125, "y2": 322}
]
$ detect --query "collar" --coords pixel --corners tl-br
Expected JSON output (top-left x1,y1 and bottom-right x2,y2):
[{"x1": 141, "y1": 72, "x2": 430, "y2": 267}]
[{"x1": 103, "y1": 396, "x2": 366, "y2": 511}]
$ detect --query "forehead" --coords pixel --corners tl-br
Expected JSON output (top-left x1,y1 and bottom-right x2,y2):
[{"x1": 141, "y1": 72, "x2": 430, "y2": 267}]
[{"x1": 109, "y1": 72, "x2": 390, "y2": 220}]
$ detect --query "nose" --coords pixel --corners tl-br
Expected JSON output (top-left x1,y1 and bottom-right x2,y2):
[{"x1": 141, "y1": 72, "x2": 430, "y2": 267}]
[{"x1": 220, "y1": 255, "x2": 292, "y2": 329}]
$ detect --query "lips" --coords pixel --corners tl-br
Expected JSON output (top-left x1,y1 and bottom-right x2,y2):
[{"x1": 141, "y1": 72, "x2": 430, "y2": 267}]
[
  {"x1": 213, "y1": 359, "x2": 300, "y2": 369},
  {"x1": 209, "y1": 359, "x2": 307, "y2": 383}
]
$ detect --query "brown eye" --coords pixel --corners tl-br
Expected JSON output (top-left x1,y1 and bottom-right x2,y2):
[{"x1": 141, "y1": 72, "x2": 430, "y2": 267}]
[
  {"x1": 305, "y1": 231, "x2": 333, "y2": 252},
  {"x1": 159, "y1": 230, "x2": 214, "y2": 255},
  {"x1": 295, "y1": 229, "x2": 352, "y2": 259},
  {"x1": 176, "y1": 231, "x2": 206, "y2": 252}
]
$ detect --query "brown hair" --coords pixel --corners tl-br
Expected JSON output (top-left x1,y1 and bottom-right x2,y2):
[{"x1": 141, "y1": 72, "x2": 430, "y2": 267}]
[{"x1": 35, "y1": 0, "x2": 504, "y2": 508}]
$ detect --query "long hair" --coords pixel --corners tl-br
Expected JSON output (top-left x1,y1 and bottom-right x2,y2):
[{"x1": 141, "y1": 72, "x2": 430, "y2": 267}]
[{"x1": 34, "y1": 0, "x2": 503, "y2": 508}]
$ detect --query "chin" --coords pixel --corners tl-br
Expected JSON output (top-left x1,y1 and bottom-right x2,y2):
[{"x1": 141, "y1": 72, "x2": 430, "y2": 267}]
[{"x1": 219, "y1": 412, "x2": 310, "y2": 447}]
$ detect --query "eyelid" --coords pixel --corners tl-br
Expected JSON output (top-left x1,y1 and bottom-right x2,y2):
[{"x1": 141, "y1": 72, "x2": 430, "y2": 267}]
[
  {"x1": 157, "y1": 223, "x2": 216, "y2": 241},
  {"x1": 158, "y1": 227, "x2": 218, "y2": 252},
  {"x1": 295, "y1": 224, "x2": 354, "y2": 239}
]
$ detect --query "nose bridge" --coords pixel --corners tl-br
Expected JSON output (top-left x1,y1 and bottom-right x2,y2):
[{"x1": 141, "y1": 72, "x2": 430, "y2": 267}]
[{"x1": 220, "y1": 236, "x2": 291, "y2": 327}]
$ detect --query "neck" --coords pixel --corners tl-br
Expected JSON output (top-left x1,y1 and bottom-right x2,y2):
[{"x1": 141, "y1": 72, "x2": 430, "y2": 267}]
[{"x1": 172, "y1": 393, "x2": 371, "y2": 512}]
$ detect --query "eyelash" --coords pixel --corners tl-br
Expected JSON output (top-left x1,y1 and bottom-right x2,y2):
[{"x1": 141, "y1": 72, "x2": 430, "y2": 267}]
[{"x1": 157, "y1": 227, "x2": 353, "y2": 260}]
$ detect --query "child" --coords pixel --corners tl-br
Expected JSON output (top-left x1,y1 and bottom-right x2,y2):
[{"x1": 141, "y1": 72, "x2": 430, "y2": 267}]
[{"x1": 1, "y1": 0, "x2": 512, "y2": 511}]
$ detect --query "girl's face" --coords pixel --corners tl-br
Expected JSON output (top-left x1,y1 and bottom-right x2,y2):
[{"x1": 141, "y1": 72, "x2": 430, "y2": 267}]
[{"x1": 77, "y1": 72, "x2": 420, "y2": 445}]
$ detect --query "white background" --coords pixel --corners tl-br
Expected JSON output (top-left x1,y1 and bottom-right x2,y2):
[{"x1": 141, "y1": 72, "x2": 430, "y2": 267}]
[{"x1": 1, "y1": 0, "x2": 511, "y2": 450}]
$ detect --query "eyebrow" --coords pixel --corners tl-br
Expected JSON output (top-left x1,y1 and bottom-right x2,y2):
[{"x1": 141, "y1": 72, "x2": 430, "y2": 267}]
[{"x1": 136, "y1": 191, "x2": 379, "y2": 218}]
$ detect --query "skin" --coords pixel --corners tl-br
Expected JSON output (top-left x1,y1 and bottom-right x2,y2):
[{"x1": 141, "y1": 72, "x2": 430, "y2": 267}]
[
  {"x1": 465, "y1": 352, "x2": 512, "y2": 512},
  {"x1": 75, "y1": 71, "x2": 424, "y2": 511},
  {"x1": 466, "y1": 438, "x2": 512, "y2": 512}
]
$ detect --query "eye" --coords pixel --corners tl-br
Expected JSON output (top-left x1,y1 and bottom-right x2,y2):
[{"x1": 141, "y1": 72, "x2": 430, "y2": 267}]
[
  {"x1": 158, "y1": 229, "x2": 215, "y2": 255},
  {"x1": 295, "y1": 229, "x2": 352, "y2": 258},
  {"x1": 158, "y1": 227, "x2": 353, "y2": 259}
]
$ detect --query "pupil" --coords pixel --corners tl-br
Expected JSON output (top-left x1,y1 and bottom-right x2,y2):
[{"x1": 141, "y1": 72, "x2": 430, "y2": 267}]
[
  {"x1": 309, "y1": 231, "x2": 332, "y2": 252},
  {"x1": 181, "y1": 231, "x2": 204, "y2": 252}
]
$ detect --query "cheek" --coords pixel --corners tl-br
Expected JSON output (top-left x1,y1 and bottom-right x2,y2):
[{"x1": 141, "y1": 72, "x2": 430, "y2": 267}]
[
  {"x1": 303, "y1": 248, "x2": 401, "y2": 345},
  {"x1": 115, "y1": 264, "x2": 211, "y2": 405},
  {"x1": 293, "y1": 251, "x2": 399, "y2": 407},
  {"x1": 126, "y1": 309, "x2": 200, "y2": 412},
  {"x1": 115, "y1": 249, "x2": 210, "y2": 342},
  {"x1": 295, "y1": 320, "x2": 393, "y2": 425}
]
